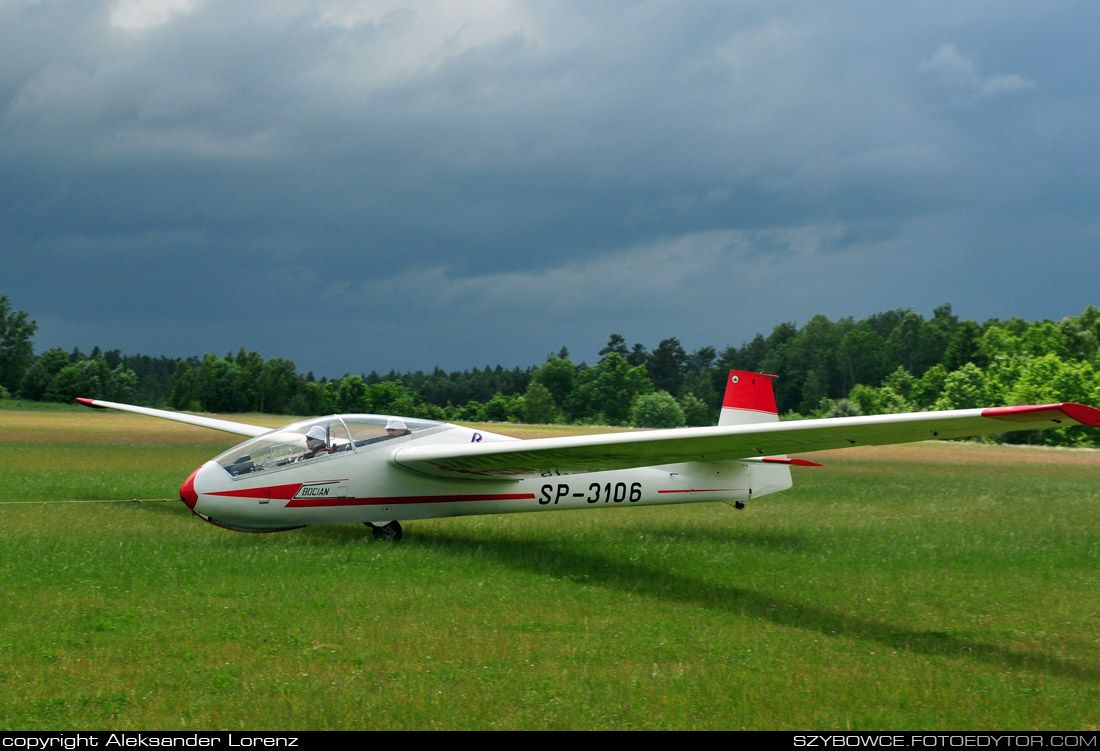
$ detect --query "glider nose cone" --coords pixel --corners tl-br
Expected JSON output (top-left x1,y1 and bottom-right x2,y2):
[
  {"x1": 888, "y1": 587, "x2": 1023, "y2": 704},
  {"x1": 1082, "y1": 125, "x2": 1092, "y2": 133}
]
[{"x1": 180, "y1": 466, "x2": 202, "y2": 510}]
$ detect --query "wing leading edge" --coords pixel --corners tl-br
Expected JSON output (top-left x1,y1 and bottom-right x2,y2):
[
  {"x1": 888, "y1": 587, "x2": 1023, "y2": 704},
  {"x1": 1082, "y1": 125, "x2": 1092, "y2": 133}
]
[
  {"x1": 392, "y1": 403, "x2": 1100, "y2": 479},
  {"x1": 75, "y1": 398, "x2": 271, "y2": 437}
]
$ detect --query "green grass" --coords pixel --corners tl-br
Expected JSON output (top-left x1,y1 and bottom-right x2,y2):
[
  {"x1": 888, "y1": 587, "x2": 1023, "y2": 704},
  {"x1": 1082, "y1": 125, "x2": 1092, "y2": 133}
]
[
  {"x1": 0, "y1": 399, "x2": 89, "y2": 412},
  {"x1": 0, "y1": 407, "x2": 1098, "y2": 729}
]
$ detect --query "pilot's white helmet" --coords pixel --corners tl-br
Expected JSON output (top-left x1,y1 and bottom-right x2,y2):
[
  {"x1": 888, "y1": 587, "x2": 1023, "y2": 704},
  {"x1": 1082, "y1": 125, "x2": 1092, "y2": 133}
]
[
  {"x1": 306, "y1": 426, "x2": 327, "y2": 441},
  {"x1": 385, "y1": 418, "x2": 408, "y2": 431}
]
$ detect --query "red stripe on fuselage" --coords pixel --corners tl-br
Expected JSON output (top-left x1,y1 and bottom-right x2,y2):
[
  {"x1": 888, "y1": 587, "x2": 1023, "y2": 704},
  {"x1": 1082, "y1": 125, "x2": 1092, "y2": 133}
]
[
  {"x1": 201, "y1": 483, "x2": 536, "y2": 507},
  {"x1": 207, "y1": 483, "x2": 303, "y2": 500},
  {"x1": 286, "y1": 493, "x2": 537, "y2": 508}
]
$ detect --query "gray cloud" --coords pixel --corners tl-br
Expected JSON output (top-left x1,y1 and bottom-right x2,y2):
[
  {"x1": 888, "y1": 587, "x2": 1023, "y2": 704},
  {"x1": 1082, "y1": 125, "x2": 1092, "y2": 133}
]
[
  {"x1": 918, "y1": 43, "x2": 1036, "y2": 97},
  {"x1": 2, "y1": 1, "x2": 1098, "y2": 376}
]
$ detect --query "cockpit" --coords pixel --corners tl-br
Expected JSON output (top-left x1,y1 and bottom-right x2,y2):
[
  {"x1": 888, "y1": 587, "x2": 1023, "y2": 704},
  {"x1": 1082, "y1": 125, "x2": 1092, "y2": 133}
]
[{"x1": 213, "y1": 415, "x2": 443, "y2": 478}]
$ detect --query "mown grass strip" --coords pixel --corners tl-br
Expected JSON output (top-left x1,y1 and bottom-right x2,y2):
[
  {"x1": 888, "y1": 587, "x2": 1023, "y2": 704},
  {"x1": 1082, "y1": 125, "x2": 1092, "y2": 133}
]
[{"x1": 0, "y1": 408, "x2": 1097, "y2": 729}]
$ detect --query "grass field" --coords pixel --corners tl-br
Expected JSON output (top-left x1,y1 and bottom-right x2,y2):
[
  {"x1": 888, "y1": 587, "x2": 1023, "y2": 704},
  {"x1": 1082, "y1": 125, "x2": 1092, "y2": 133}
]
[{"x1": 0, "y1": 406, "x2": 1098, "y2": 730}]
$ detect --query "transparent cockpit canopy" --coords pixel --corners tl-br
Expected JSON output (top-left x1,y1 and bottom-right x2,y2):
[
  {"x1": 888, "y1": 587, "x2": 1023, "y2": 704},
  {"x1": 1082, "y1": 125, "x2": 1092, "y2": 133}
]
[
  {"x1": 213, "y1": 415, "x2": 441, "y2": 477},
  {"x1": 214, "y1": 416, "x2": 350, "y2": 477},
  {"x1": 342, "y1": 415, "x2": 438, "y2": 447}
]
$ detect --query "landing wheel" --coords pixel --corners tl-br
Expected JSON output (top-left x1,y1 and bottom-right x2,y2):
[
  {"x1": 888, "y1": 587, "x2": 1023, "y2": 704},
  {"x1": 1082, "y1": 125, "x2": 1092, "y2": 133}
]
[
  {"x1": 734, "y1": 501, "x2": 746, "y2": 510},
  {"x1": 368, "y1": 520, "x2": 403, "y2": 542}
]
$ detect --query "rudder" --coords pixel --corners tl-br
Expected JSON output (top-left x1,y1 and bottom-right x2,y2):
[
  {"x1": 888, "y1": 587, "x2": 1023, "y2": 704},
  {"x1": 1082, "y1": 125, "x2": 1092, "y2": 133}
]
[{"x1": 719, "y1": 370, "x2": 779, "y2": 426}]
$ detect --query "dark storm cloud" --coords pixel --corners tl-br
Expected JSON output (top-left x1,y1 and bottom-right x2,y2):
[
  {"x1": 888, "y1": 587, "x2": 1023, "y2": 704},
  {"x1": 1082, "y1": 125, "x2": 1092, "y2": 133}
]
[{"x1": 2, "y1": 0, "x2": 1098, "y2": 376}]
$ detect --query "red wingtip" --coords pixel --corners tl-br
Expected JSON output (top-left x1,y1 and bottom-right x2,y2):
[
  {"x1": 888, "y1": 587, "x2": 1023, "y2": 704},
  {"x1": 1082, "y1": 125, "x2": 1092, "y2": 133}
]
[
  {"x1": 982, "y1": 403, "x2": 1100, "y2": 427},
  {"x1": 1062, "y1": 403, "x2": 1100, "y2": 428},
  {"x1": 75, "y1": 398, "x2": 106, "y2": 409}
]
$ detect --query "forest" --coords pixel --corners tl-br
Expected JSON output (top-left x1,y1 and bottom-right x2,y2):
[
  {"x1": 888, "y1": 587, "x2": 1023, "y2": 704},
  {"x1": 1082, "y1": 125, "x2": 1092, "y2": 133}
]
[{"x1": 2, "y1": 296, "x2": 1099, "y2": 445}]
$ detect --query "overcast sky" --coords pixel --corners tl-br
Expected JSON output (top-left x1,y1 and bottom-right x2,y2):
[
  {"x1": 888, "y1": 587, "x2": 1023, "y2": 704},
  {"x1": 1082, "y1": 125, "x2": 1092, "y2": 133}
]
[{"x1": 3, "y1": 0, "x2": 1097, "y2": 377}]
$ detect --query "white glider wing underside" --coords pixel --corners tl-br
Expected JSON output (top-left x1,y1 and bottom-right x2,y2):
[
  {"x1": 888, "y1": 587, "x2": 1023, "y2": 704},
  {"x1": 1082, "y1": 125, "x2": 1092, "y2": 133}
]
[
  {"x1": 393, "y1": 403, "x2": 1100, "y2": 479},
  {"x1": 76, "y1": 398, "x2": 271, "y2": 437}
]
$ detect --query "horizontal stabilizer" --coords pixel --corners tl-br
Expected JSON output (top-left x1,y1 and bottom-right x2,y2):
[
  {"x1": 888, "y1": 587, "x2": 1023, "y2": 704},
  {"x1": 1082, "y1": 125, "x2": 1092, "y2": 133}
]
[{"x1": 758, "y1": 457, "x2": 823, "y2": 467}]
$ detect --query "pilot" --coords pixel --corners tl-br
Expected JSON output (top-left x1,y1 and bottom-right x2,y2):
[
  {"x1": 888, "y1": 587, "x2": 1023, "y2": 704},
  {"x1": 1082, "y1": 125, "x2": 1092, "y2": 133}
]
[
  {"x1": 385, "y1": 418, "x2": 411, "y2": 438},
  {"x1": 302, "y1": 425, "x2": 335, "y2": 459}
]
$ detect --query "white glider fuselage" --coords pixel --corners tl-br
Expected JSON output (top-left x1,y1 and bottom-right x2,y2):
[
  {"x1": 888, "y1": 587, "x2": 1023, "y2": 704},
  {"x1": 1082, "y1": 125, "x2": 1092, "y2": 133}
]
[
  {"x1": 79, "y1": 369, "x2": 1099, "y2": 536},
  {"x1": 182, "y1": 422, "x2": 790, "y2": 533}
]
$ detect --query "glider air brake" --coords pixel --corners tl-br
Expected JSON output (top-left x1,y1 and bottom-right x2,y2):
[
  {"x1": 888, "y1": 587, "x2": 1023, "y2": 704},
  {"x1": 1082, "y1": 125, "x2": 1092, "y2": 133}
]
[{"x1": 77, "y1": 370, "x2": 1100, "y2": 541}]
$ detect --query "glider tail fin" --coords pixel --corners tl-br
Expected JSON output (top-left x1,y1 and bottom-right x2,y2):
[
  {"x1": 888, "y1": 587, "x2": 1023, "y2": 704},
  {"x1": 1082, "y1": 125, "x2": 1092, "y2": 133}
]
[
  {"x1": 719, "y1": 370, "x2": 793, "y2": 500},
  {"x1": 719, "y1": 370, "x2": 779, "y2": 427}
]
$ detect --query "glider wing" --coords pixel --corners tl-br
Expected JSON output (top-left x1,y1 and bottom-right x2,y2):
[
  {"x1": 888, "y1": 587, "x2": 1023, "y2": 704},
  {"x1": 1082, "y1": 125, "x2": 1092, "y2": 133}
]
[
  {"x1": 75, "y1": 398, "x2": 272, "y2": 437},
  {"x1": 392, "y1": 403, "x2": 1100, "y2": 478}
]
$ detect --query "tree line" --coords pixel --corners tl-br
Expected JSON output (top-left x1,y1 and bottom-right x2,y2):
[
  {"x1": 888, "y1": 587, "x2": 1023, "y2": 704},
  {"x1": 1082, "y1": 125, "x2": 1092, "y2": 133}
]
[{"x1": 2, "y1": 295, "x2": 1098, "y2": 445}]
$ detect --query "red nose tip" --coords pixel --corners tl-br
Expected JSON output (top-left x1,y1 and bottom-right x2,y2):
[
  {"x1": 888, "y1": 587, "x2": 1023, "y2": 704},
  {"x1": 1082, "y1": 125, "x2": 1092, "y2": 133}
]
[{"x1": 180, "y1": 466, "x2": 201, "y2": 510}]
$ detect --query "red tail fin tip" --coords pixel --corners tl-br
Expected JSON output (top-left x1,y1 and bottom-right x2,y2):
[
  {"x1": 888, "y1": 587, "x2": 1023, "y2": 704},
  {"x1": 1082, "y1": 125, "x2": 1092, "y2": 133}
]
[{"x1": 721, "y1": 371, "x2": 779, "y2": 415}]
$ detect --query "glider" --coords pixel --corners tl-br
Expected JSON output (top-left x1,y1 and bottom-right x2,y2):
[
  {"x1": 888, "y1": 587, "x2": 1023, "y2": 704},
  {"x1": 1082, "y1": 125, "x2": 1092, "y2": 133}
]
[{"x1": 77, "y1": 370, "x2": 1100, "y2": 540}]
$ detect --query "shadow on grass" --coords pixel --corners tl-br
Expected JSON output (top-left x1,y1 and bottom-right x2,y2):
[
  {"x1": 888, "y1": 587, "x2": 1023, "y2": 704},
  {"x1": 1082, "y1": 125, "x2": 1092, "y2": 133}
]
[
  {"x1": 295, "y1": 521, "x2": 812, "y2": 556},
  {"x1": 296, "y1": 515, "x2": 811, "y2": 551},
  {"x1": 410, "y1": 527, "x2": 1100, "y2": 686},
  {"x1": 643, "y1": 525, "x2": 810, "y2": 550},
  {"x1": 296, "y1": 523, "x2": 374, "y2": 544}
]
